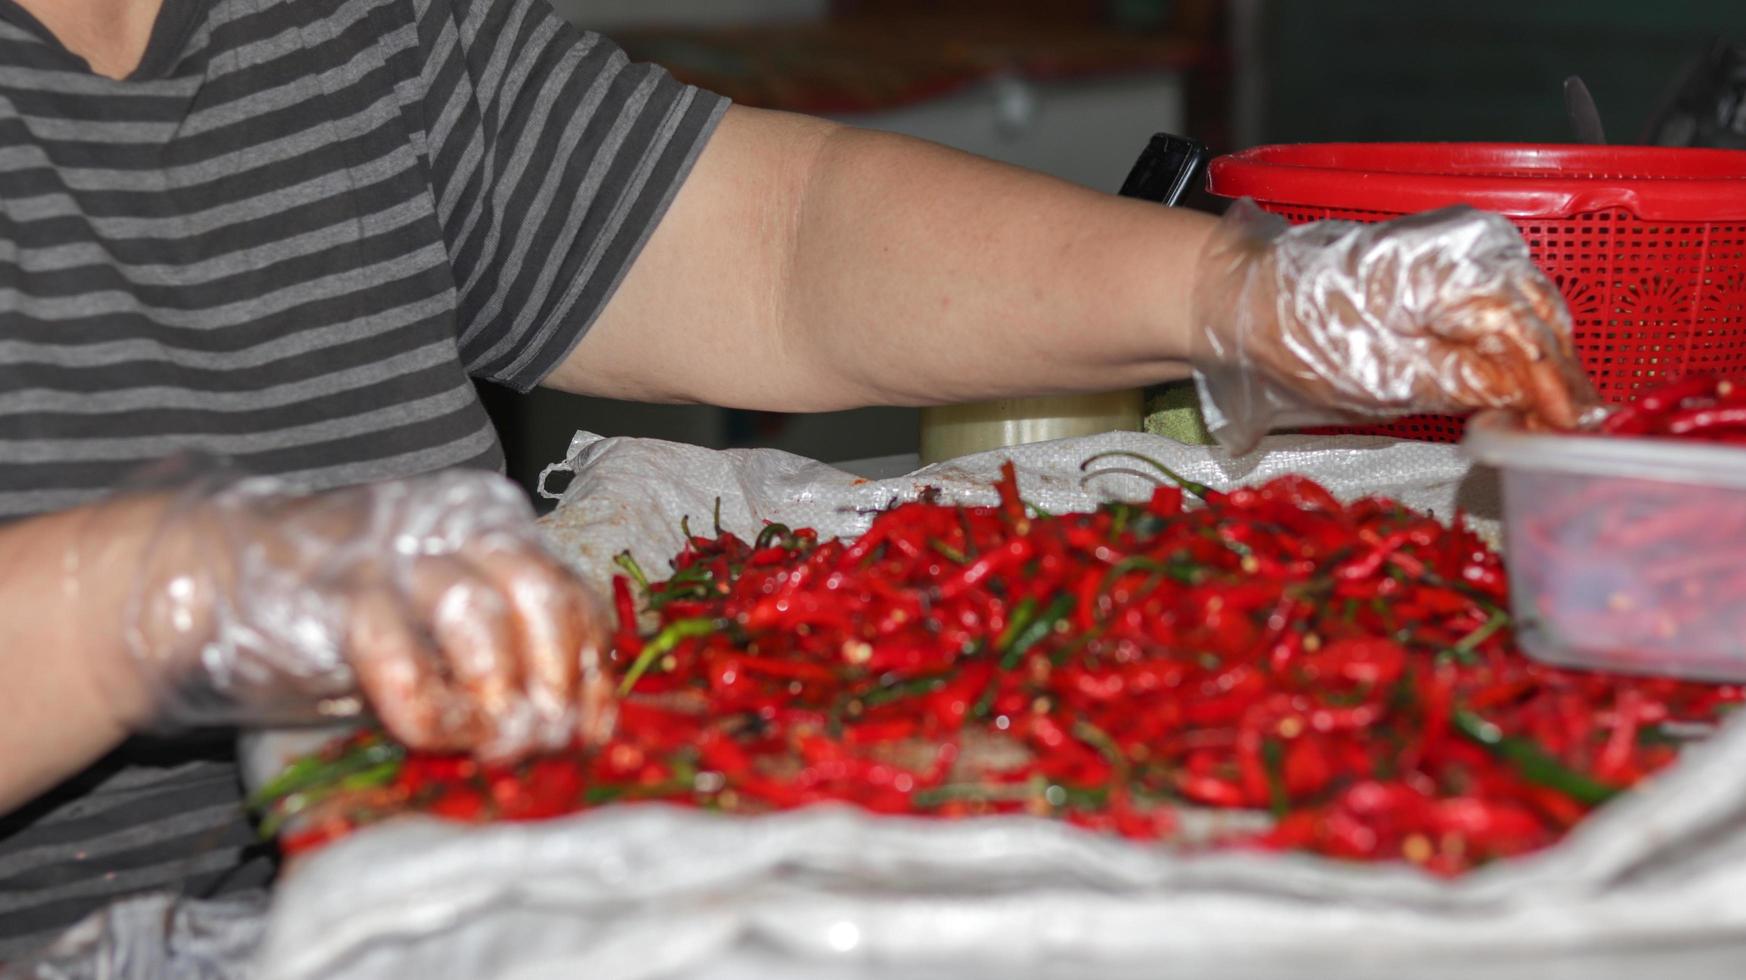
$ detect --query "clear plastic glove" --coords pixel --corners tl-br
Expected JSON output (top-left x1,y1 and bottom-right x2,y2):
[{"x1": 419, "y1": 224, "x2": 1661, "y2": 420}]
[
  {"x1": 101, "y1": 467, "x2": 612, "y2": 762},
  {"x1": 1191, "y1": 199, "x2": 1602, "y2": 452}
]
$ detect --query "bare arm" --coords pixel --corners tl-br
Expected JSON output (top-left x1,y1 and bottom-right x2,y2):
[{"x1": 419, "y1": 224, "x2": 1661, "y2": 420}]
[
  {"x1": 0, "y1": 501, "x2": 154, "y2": 812},
  {"x1": 546, "y1": 106, "x2": 1215, "y2": 410}
]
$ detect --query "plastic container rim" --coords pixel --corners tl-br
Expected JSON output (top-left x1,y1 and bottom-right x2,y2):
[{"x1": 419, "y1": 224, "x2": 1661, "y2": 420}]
[
  {"x1": 1462, "y1": 410, "x2": 1746, "y2": 489},
  {"x1": 1207, "y1": 142, "x2": 1746, "y2": 222}
]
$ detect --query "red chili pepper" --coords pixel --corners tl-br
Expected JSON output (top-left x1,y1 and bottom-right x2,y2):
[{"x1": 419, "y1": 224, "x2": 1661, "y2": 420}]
[
  {"x1": 401, "y1": 754, "x2": 475, "y2": 789},
  {"x1": 1430, "y1": 798, "x2": 1547, "y2": 851},
  {"x1": 939, "y1": 537, "x2": 1035, "y2": 600},
  {"x1": 429, "y1": 786, "x2": 487, "y2": 821},
  {"x1": 1259, "y1": 474, "x2": 1343, "y2": 514},
  {"x1": 1598, "y1": 405, "x2": 1649, "y2": 434},
  {"x1": 1282, "y1": 736, "x2": 1333, "y2": 797},
  {"x1": 995, "y1": 460, "x2": 1026, "y2": 524},
  {"x1": 1176, "y1": 773, "x2": 1247, "y2": 807},
  {"x1": 734, "y1": 655, "x2": 838, "y2": 683},
  {"x1": 1636, "y1": 375, "x2": 1718, "y2": 416},
  {"x1": 1146, "y1": 485, "x2": 1184, "y2": 517},
  {"x1": 611, "y1": 575, "x2": 644, "y2": 659},
  {"x1": 1333, "y1": 529, "x2": 1429, "y2": 582},
  {"x1": 281, "y1": 824, "x2": 348, "y2": 856},
  {"x1": 1663, "y1": 405, "x2": 1746, "y2": 436},
  {"x1": 1235, "y1": 712, "x2": 1270, "y2": 806},
  {"x1": 1594, "y1": 689, "x2": 1646, "y2": 782}
]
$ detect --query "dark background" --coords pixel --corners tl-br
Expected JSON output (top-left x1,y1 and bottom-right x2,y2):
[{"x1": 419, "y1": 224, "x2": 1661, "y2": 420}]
[{"x1": 1260, "y1": 0, "x2": 1743, "y2": 145}]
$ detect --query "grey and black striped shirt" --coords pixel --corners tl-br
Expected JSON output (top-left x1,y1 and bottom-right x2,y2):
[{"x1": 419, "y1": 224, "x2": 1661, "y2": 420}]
[{"x1": 0, "y1": 0, "x2": 724, "y2": 956}]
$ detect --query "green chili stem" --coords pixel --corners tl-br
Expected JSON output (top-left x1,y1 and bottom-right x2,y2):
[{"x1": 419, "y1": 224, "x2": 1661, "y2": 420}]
[
  {"x1": 614, "y1": 552, "x2": 650, "y2": 591},
  {"x1": 995, "y1": 598, "x2": 1039, "y2": 652},
  {"x1": 1048, "y1": 632, "x2": 1096, "y2": 668},
  {"x1": 970, "y1": 682, "x2": 1001, "y2": 721},
  {"x1": 1098, "y1": 557, "x2": 1198, "y2": 601},
  {"x1": 928, "y1": 537, "x2": 969, "y2": 565},
  {"x1": 1000, "y1": 594, "x2": 1074, "y2": 671},
  {"x1": 911, "y1": 780, "x2": 1107, "y2": 810},
  {"x1": 1453, "y1": 709, "x2": 1620, "y2": 806},
  {"x1": 1369, "y1": 597, "x2": 1396, "y2": 630},
  {"x1": 1109, "y1": 502, "x2": 1132, "y2": 537},
  {"x1": 585, "y1": 784, "x2": 629, "y2": 805},
  {"x1": 857, "y1": 674, "x2": 950, "y2": 710},
  {"x1": 1072, "y1": 720, "x2": 1128, "y2": 771},
  {"x1": 1079, "y1": 450, "x2": 1217, "y2": 501},
  {"x1": 755, "y1": 523, "x2": 794, "y2": 550},
  {"x1": 1212, "y1": 529, "x2": 1254, "y2": 559},
  {"x1": 257, "y1": 758, "x2": 402, "y2": 839},
  {"x1": 585, "y1": 778, "x2": 694, "y2": 806},
  {"x1": 647, "y1": 582, "x2": 710, "y2": 610},
  {"x1": 646, "y1": 566, "x2": 716, "y2": 609},
  {"x1": 1261, "y1": 738, "x2": 1289, "y2": 819},
  {"x1": 956, "y1": 508, "x2": 980, "y2": 558},
  {"x1": 618, "y1": 618, "x2": 717, "y2": 695},
  {"x1": 1452, "y1": 609, "x2": 1510, "y2": 660},
  {"x1": 248, "y1": 736, "x2": 405, "y2": 811},
  {"x1": 911, "y1": 783, "x2": 1030, "y2": 806}
]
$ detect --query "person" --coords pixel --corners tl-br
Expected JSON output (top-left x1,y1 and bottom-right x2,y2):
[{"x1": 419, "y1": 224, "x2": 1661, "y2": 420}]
[{"x1": 0, "y1": 0, "x2": 1595, "y2": 958}]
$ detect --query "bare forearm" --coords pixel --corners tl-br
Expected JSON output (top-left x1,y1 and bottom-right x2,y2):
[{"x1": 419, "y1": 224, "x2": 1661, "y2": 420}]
[
  {"x1": 0, "y1": 500, "x2": 154, "y2": 813},
  {"x1": 551, "y1": 107, "x2": 1216, "y2": 409}
]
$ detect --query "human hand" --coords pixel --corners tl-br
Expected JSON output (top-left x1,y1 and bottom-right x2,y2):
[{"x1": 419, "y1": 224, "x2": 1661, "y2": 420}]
[
  {"x1": 1190, "y1": 199, "x2": 1600, "y2": 451},
  {"x1": 107, "y1": 469, "x2": 611, "y2": 762}
]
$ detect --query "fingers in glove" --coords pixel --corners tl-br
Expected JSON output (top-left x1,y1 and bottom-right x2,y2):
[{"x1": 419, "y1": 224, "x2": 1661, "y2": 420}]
[
  {"x1": 467, "y1": 542, "x2": 609, "y2": 752},
  {"x1": 348, "y1": 585, "x2": 483, "y2": 754},
  {"x1": 1519, "y1": 358, "x2": 1582, "y2": 429},
  {"x1": 1504, "y1": 275, "x2": 1596, "y2": 428},
  {"x1": 407, "y1": 554, "x2": 542, "y2": 761}
]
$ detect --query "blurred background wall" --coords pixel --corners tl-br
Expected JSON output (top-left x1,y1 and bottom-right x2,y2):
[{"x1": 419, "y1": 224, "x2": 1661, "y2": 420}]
[
  {"x1": 485, "y1": 0, "x2": 1746, "y2": 498},
  {"x1": 547, "y1": 0, "x2": 826, "y2": 28},
  {"x1": 1260, "y1": 0, "x2": 1743, "y2": 145}
]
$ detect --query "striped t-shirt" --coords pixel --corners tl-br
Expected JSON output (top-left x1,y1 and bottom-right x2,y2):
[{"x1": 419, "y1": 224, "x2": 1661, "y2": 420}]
[{"x1": 0, "y1": 0, "x2": 724, "y2": 956}]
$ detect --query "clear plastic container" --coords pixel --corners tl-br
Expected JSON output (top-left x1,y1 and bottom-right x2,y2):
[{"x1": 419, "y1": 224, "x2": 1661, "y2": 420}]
[{"x1": 1463, "y1": 410, "x2": 1746, "y2": 682}]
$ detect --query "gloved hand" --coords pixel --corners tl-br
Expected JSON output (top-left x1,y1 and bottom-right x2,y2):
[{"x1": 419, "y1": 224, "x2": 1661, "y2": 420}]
[
  {"x1": 1190, "y1": 199, "x2": 1602, "y2": 452},
  {"x1": 102, "y1": 468, "x2": 611, "y2": 762}
]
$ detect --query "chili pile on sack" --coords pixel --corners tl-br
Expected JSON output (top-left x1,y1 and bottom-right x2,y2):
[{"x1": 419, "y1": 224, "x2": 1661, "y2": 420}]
[{"x1": 256, "y1": 454, "x2": 1742, "y2": 876}]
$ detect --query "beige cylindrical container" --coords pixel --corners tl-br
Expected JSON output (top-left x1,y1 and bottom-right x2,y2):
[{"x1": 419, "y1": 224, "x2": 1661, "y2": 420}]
[{"x1": 919, "y1": 389, "x2": 1145, "y2": 465}]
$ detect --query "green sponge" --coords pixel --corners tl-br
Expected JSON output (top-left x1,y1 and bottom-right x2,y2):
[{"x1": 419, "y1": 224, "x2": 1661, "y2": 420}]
[{"x1": 1144, "y1": 381, "x2": 1213, "y2": 446}]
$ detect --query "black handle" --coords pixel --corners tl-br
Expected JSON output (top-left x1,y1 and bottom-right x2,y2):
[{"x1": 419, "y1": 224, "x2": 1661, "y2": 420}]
[
  {"x1": 1118, "y1": 133, "x2": 1209, "y2": 206},
  {"x1": 1563, "y1": 75, "x2": 1607, "y2": 145}
]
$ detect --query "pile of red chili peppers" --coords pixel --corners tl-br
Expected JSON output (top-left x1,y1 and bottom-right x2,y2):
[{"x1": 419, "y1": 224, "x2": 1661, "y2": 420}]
[{"x1": 257, "y1": 451, "x2": 1741, "y2": 875}]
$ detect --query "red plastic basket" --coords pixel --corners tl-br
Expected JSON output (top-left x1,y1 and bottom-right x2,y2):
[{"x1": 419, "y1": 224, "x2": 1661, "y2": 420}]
[{"x1": 1206, "y1": 143, "x2": 1746, "y2": 442}]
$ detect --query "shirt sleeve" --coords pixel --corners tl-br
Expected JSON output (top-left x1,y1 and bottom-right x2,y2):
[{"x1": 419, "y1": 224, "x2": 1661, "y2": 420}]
[{"x1": 413, "y1": 0, "x2": 728, "y2": 391}]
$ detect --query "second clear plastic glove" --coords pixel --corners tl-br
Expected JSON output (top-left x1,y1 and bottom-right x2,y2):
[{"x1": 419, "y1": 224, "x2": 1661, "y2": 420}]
[
  {"x1": 112, "y1": 468, "x2": 612, "y2": 762},
  {"x1": 1190, "y1": 199, "x2": 1602, "y2": 452}
]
